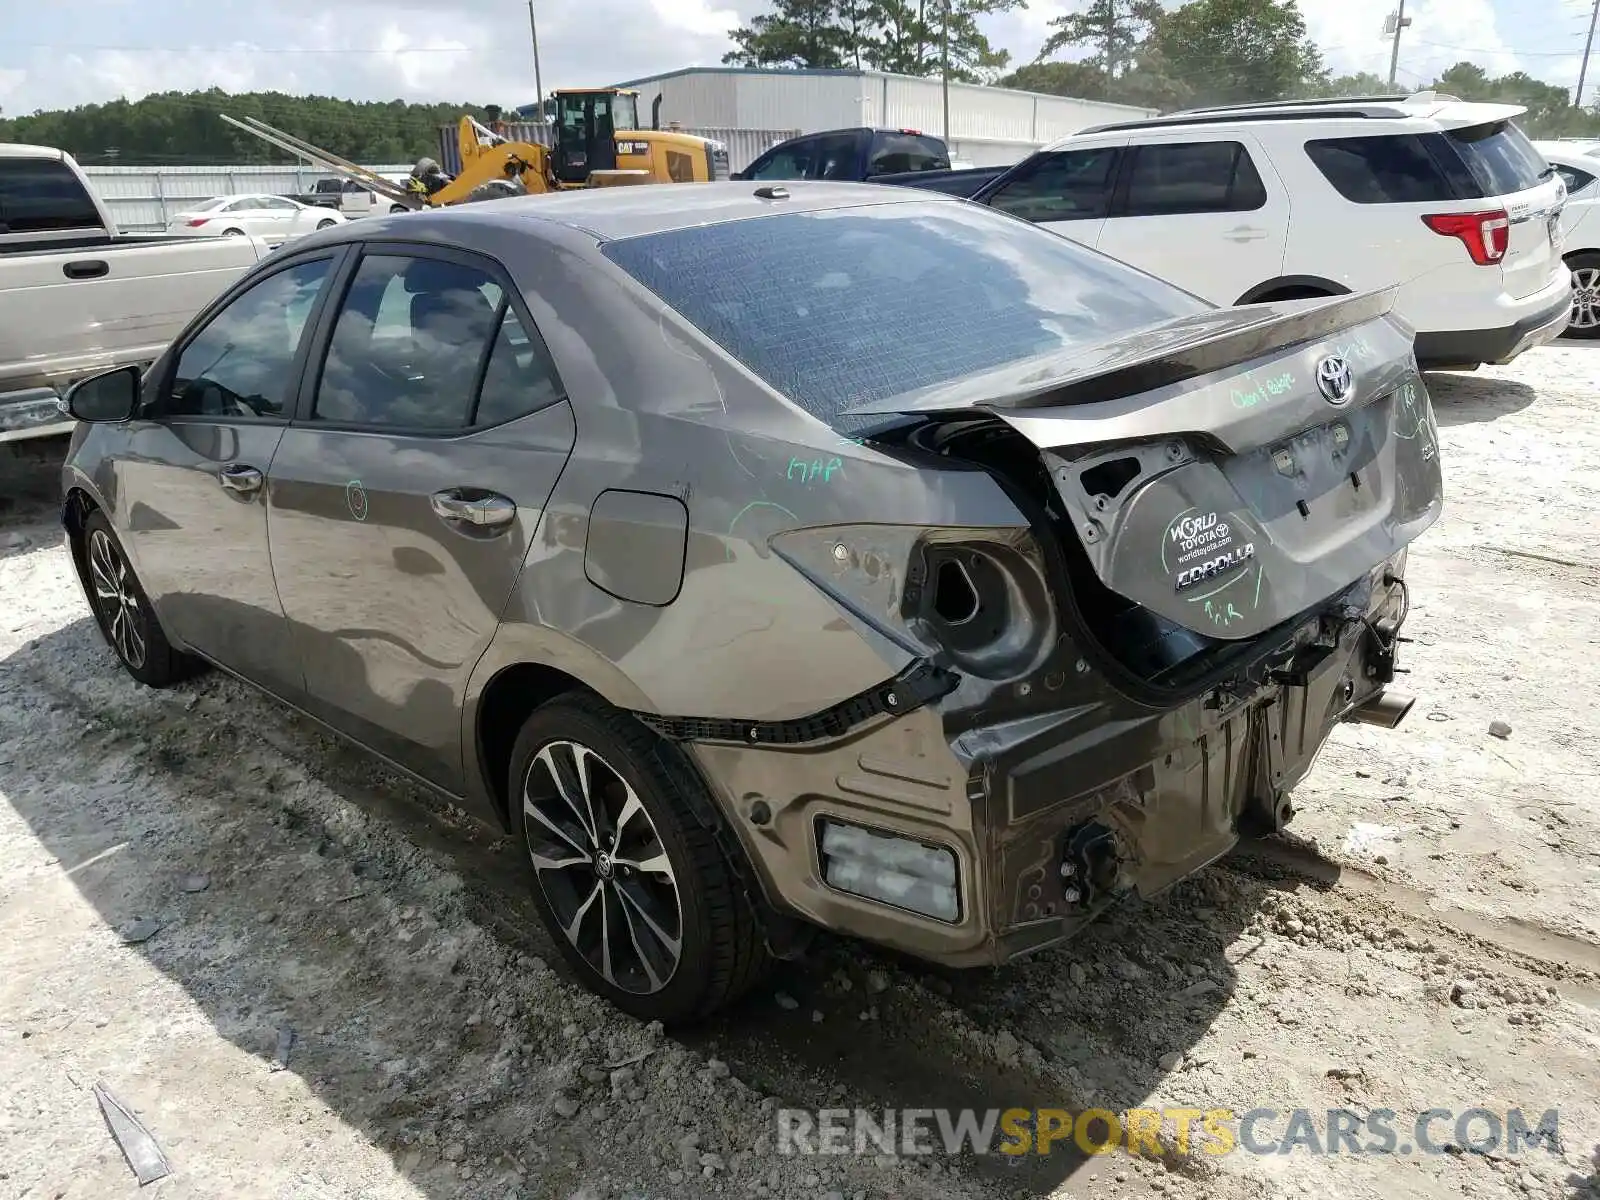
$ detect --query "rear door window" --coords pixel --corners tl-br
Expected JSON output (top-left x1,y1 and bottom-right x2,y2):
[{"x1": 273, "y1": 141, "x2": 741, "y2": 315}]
[
  {"x1": 0, "y1": 156, "x2": 102, "y2": 234},
  {"x1": 868, "y1": 132, "x2": 950, "y2": 176},
  {"x1": 1119, "y1": 141, "x2": 1267, "y2": 215},
  {"x1": 809, "y1": 134, "x2": 862, "y2": 181},
  {"x1": 985, "y1": 146, "x2": 1120, "y2": 223},
  {"x1": 1304, "y1": 134, "x2": 1464, "y2": 203}
]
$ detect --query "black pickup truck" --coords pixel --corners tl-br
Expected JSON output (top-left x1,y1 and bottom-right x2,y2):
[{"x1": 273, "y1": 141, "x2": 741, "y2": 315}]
[{"x1": 872, "y1": 164, "x2": 1009, "y2": 197}]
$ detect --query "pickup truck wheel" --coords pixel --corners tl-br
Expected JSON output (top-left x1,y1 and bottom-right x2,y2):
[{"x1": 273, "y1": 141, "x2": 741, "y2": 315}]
[
  {"x1": 80, "y1": 512, "x2": 205, "y2": 687},
  {"x1": 508, "y1": 694, "x2": 769, "y2": 1025},
  {"x1": 1564, "y1": 252, "x2": 1600, "y2": 339}
]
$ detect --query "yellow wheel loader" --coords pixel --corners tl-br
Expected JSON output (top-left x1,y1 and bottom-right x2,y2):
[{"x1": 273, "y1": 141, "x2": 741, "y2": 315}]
[
  {"x1": 433, "y1": 90, "x2": 729, "y2": 203},
  {"x1": 221, "y1": 90, "x2": 726, "y2": 216}
]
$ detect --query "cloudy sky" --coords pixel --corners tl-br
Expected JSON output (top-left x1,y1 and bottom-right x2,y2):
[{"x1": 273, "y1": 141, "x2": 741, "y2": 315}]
[{"x1": 0, "y1": 0, "x2": 1594, "y2": 115}]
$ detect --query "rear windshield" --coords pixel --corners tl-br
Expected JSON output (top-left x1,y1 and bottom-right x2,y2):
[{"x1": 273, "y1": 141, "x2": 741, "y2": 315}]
[
  {"x1": 0, "y1": 156, "x2": 102, "y2": 234},
  {"x1": 601, "y1": 202, "x2": 1205, "y2": 427},
  {"x1": 1444, "y1": 121, "x2": 1551, "y2": 195},
  {"x1": 1306, "y1": 122, "x2": 1550, "y2": 204},
  {"x1": 868, "y1": 132, "x2": 950, "y2": 176}
]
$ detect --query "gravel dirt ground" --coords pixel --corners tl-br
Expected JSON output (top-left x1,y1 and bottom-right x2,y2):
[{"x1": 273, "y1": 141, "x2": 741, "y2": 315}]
[{"x1": 1, "y1": 348, "x2": 1597, "y2": 1200}]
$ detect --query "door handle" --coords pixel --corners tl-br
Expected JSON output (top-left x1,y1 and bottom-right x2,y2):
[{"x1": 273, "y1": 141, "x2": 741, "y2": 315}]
[
  {"x1": 63, "y1": 259, "x2": 109, "y2": 280},
  {"x1": 430, "y1": 488, "x2": 515, "y2": 528},
  {"x1": 1224, "y1": 227, "x2": 1269, "y2": 241},
  {"x1": 218, "y1": 464, "x2": 264, "y2": 495}
]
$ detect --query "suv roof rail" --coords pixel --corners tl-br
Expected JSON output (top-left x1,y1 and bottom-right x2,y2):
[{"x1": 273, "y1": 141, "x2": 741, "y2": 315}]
[
  {"x1": 1074, "y1": 90, "x2": 1471, "y2": 137},
  {"x1": 1076, "y1": 108, "x2": 1400, "y2": 136},
  {"x1": 1172, "y1": 90, "x2": 1460, "y2": 115}
]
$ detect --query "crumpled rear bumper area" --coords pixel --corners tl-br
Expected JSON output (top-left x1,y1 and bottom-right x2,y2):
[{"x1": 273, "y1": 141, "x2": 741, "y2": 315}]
[{"x1": 686, "y1": 574, "x2": 1409, "y2": 969}]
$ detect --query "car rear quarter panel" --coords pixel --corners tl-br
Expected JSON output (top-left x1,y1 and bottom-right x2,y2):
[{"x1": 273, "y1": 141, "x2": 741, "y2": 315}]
[{"x1": 459, "y1": 218, "x2": 1035, "y2": 726}]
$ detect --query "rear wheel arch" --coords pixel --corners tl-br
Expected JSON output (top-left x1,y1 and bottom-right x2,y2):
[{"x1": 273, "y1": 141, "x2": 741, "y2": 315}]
[
  {"x1": 475, "y1": 661, "x2": 595, "y2": 823},
  {"x1": 63, "y1": 487, "x2": 101, "y2": 577},
  {"x1": 1235, "y1": 276, "x2": 1350, "y2": 306}
]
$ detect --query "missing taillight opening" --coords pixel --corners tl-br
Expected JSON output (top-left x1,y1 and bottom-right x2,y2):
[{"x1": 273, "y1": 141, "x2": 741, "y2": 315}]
[
  {"x1": 932, "y1": 558, "x2": 981, "y2": 625},
  {"x1": 1422, "y1": 210, "x2": 1509, "y2": 265}
]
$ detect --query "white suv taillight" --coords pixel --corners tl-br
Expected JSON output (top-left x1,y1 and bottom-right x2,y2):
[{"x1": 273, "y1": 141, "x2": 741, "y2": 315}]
[{"x1": 1422, "y1": 210, "x2": 1510, "y2": 266}]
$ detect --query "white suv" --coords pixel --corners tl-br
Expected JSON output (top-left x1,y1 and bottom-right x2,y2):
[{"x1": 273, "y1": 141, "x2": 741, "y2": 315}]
[{"x1": 970, "y1": 92, "x2": 1571, "y2": 371}]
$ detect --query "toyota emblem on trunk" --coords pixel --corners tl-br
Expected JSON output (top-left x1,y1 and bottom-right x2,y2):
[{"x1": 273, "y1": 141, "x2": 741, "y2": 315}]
[{"x1": 1315, "y1": 355, "x2": 1354, "y2": 405}]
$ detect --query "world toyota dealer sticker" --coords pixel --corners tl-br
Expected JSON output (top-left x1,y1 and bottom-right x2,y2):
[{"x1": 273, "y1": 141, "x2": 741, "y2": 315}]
[{"x1": 1165, "y1": 510, "x2": 1257, "y2": 593}]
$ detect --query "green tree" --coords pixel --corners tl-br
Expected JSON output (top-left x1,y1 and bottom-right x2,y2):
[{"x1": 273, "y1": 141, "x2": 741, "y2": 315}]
[
  {"x1": 1319, "y1": 71, "x2": 1392, "y2": 98},
  {"x1": 1147, "y1": 0, "x2": 1324, "y2": 107},
  {"x1": 727, "y1": 0, "x2": 1021, "y2": 82},
  {"x1": 0, "y1": 89, "x2": 501, "y2": 167},
  {"x1": 1037, "y1": 0, "x2": 1163, "y2": 79},
  {"x1": 724, "y1": 0, "x2": 854, "y2": 68}
]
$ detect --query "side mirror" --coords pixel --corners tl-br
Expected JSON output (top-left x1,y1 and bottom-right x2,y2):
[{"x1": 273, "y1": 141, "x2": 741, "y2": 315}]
[{"x1": 64, "y1": 364, "x2": 142, "y2": 423}]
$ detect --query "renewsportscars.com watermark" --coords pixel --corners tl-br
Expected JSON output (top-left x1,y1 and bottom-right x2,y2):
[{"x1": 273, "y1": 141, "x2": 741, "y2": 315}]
[{"x1": 777, "y1": 1106, "x2": 1563, "y2": 1159}]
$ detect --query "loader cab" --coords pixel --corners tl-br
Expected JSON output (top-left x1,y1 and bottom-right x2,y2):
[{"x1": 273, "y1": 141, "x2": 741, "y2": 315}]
[{"x1": 552, "y1": 89, "x2": 640, "y2": 186}]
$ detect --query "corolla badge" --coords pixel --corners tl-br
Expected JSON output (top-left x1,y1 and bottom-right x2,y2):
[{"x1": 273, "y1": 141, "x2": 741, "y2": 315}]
[{"x1": 1315, "y1": 355, "x2": 1354, "y2": 405}]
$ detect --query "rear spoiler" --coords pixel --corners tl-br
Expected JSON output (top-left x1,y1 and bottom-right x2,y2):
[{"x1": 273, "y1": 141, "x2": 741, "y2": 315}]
[{"x1": 847, "y1": 287, "x2": 1401, "y2": 418}]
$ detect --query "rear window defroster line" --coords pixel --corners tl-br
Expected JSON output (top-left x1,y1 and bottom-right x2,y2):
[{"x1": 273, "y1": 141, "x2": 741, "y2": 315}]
[{"x1": 633, "y1": 660, "x2": 959, "y2": 746}]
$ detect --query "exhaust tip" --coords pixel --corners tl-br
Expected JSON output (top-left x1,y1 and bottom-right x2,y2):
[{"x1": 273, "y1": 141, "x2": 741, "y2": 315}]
[{"x1": 1347, "y1": 689, "x2": 1416, "y2": 730}]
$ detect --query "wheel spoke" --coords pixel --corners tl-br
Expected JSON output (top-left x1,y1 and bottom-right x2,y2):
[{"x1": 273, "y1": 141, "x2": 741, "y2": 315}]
[
  {"x1": 562, "y1": 879, "x2": 602, "y2": 944},
  {"x1": 598, "y1": 883, "x2": 617, "y2": 985},
  {"x1": 614, "y1": 790, "x2": 645, "y2": 841},
  {"x1": 613, "y1": 848, "x2": 673, "y2": 879},
  {"x1": 572, "y1": 745, "x2": 607, "y2": 846},
  {"x1": 522, "y1": 792, "x2": 592, "y2": 860},
  {"x1": 88, "y1": 556, "x2": 118, "y2": 600},
  {"x1": 613, "y1": 883, "x2": 668, "y2": 990},
  {"x1": 123, "y1": 607, "x2": 146, "y2": 666},
  {"x1": 614, "y1": 879, "x2": 682, "y2": 963},
  {"x1": 536, "y1": 744, "x2": 597, "y2": 845}
]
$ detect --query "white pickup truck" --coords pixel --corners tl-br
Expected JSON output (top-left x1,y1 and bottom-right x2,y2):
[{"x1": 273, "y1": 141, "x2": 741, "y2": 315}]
[{"x1": 1, "y1": 143, "x2": 268, "y2": 444}]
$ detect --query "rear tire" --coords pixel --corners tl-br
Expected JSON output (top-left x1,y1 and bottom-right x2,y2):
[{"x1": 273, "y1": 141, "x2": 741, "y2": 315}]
[
  {"x1": 1562, "y1": 251, "x2": 1600, "y2": 339},
  {"x1": 221, "y1": 227, "x2": 244, "y2": 237},
  {"x1": 507, "y1": 693, "x2": 769, "y2": 1025},
  {"x1": 79, "y1": 511, "x2": 205, "y2": 687},
  {"x1": 316, "y1": 218, "x2": 336, "y2": 230}
]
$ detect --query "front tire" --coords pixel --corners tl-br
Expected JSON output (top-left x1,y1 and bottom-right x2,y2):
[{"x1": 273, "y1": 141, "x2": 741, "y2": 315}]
[
  {"x1": 80, "y1": 511, "x2": 204, "y2": 687},
  {"x1": 507, "y1": 694, "x2": 769, "y2": 1024},
  {"x1": 1563, "y1": 251, "x2": 1600, "y2": 339},
  {"x1": 316, "y1": 218, "x2": 336, "y2": 230}
]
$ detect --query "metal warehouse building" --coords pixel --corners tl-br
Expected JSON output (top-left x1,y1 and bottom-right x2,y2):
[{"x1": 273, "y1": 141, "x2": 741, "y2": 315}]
[{"x1": 582, "y1": 67, "x2": 1155, "y2": 167}]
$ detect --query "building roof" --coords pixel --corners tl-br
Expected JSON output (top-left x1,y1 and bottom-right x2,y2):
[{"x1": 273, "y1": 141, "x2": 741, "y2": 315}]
[{"x1": 604, "y1": 65, "x2": 1155, "y2": 115}]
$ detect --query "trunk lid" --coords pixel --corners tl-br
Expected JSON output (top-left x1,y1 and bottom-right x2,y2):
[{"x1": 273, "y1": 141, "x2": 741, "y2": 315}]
[{"x1": 850, "y1": 290, "x2": 1444, "y2": 641}]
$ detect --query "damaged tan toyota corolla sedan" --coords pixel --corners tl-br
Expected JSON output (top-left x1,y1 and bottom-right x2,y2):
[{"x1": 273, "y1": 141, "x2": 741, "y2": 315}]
[{"x1": 57, "y1": 182, "x2": 1440, "y2": 1023}]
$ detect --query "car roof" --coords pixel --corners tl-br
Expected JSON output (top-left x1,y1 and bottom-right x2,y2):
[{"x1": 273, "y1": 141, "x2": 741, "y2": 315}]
[
  {"x1": 382, "y1": 180, "x2": 938, "y2": 243},
  {"x1": 1533, "y1": 141, "x2": 1600, "y2": 169},
  {"x1": 0, "y1": 143, "x2": 66, "y2": 160},
  {"x1": 1066, "y1": 91, "x2": 1527, "y2": 143}
]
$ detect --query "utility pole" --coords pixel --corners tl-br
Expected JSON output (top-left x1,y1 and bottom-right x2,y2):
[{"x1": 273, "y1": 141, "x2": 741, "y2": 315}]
[
  {"x1": 1578, "y1": 0, "x2": 1600, "y2": 110},
  {"x1": 941, "y1": 0, "x2": 951, "y2": 142},
  {"x1": 1385, "y1": 0, "x2": 1410, "y2": 88},
  {"x1": 528, "y1": 0, "x2": 546, "y2": 124}
]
